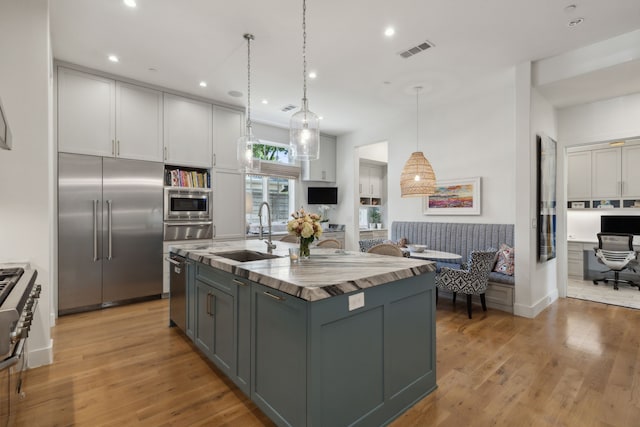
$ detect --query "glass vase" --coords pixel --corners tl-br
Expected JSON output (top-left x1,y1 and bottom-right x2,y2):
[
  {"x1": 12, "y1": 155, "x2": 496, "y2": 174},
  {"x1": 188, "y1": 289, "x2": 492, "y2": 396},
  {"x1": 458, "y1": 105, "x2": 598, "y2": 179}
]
[{"x1": 299, "y1": 237, "x2": 313, "y2": 259}]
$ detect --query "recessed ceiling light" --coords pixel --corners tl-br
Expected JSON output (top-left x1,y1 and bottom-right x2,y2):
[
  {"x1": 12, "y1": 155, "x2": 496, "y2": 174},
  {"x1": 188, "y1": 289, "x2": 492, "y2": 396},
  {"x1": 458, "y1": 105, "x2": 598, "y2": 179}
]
[
  {"x1": 148, "y1": 67, "x2": 157, "y2": 72},
  {"x1": 319, "y1": 116, "x2": 324, "y2": 120},
  {"x1": 568, "y1": 17, "x2": 584, "y2": 27},
  {"x1": 564, "y1": 4, "x2": 577, "y2": 13},
  {"x1": 308, "y1": 71, "x2": 317, "y2": 79},
  {"x1": 199, "y1": 81, "x2": 207, "y2": 88},
  {"x1": 123, "y1": 0, "x2": 137, "y2": 8},
  {"x1": 384, "y1": 27, "x2": 395, "y2": 37},
  {"x1": 228, "y1": 90, "x2": 243, "y2": 98},
  {"x1": 261, "y1": 99, "x2": 268, "y2": 104},
  {"x1": 108, "y1": 55, "x2": 119, "y2": 63}
]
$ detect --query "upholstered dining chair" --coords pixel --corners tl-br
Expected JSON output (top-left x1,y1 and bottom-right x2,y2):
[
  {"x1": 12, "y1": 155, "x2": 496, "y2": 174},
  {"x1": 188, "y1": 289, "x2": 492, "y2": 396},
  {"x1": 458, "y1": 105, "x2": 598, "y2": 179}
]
[
  {"x1": 435, "y1": 250, "x2": 496, "y2": 319},
  {"x1": 593, "y1": 232, "x2": 639, "y2": 290},
  {"x1": 367, "y1": 243, "x2": 403, "y2": 257},
  {"x1": 279, "y1": 234, "x2": 298, "y2": 243},
  {"x1": 316, "y1": 238, "x2": 342, "y2": 249}
]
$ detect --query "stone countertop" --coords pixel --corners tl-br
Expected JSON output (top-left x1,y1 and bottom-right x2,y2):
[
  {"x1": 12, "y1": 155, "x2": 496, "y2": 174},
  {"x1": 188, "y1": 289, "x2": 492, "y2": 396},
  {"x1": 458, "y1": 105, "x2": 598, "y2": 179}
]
[{"x1": 169, "y1": 240, "x2": 436, "y2": 302}]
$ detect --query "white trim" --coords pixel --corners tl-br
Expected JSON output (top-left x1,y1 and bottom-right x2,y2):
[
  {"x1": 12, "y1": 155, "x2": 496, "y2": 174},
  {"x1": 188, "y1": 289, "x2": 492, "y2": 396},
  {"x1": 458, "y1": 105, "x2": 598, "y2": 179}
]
[
  {"x1": 514, "y1": 288, "x2": 559, "y2": 318},
  {"x1": 27, "y1": 338, "x2": 53, "y2": 368}
]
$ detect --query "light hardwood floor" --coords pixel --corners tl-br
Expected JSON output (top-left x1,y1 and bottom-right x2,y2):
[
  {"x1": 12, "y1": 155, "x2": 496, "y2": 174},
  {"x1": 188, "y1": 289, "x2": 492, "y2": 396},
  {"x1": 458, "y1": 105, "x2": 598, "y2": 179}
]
[{"x1": 17, "y1": 297, "x2": 640, "y2": 426}]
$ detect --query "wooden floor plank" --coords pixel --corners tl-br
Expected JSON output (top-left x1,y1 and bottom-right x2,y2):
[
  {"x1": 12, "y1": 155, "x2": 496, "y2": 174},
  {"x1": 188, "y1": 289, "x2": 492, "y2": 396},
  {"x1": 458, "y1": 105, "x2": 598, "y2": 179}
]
[{"x1": 15, "y1": 296, "x2": 640, "y2": 426}]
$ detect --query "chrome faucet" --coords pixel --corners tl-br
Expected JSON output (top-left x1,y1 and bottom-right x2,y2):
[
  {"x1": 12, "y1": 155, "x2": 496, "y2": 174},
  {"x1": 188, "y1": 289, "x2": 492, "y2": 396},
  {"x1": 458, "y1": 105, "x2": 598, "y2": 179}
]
[{"x1": 258, "y1": 201, "x2": 277, "y2": 253}]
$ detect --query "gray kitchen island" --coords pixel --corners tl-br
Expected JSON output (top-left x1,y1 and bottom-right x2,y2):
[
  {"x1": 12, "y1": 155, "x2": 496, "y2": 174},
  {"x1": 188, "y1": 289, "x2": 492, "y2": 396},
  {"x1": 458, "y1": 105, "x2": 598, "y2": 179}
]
[{"x1": 169, "y1": 240, "x2": 437, "y2": 427}]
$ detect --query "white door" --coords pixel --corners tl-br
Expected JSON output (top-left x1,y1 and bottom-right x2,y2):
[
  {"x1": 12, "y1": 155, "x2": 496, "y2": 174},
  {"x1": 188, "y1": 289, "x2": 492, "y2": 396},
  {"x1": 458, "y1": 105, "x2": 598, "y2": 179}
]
[
  {"x1": 164, "y1": 93, "x2": 212, "y2": 167},
  {"x1": 115, "y1": 82, "x2": 163, "y2": 162},
  {"x1": 591, "y1": 148, "x2": 621, "y2": 199},
  {"x1": 213, "y1": 106, "x2": 243, "y2": 170},
  {"x1": 58, "y1": 67, "x2": 115, "y2": 157},
  {"x1": 567, "y1": 151, "x2": 592, "y2": 200},
  {"x1": 622, "y1": 145, "x2": 640, "y2": 198}
]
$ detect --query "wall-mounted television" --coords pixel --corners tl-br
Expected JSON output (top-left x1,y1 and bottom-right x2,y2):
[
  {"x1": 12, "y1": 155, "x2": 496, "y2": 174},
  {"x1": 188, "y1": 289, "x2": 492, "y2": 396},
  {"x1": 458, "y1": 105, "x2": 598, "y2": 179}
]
[
  {"x1": 307, "y1": 187, "x2": 338, "y2": 205},
  {"x1": 601, "y1": 215, "x2": 640, "y2": 235}
]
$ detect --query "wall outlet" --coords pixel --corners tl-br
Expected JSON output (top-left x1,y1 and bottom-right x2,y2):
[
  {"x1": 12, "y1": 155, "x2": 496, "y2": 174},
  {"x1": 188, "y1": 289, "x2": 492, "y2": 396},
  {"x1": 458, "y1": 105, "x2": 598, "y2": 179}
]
[{"x1": 348, "y1": 292, "x2": 365, "y2": 311}]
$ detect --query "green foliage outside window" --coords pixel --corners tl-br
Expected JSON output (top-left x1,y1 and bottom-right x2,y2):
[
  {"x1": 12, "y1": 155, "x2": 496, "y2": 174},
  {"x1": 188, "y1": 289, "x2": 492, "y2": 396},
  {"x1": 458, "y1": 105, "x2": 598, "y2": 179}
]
[{"x1": 253, "y1": 143, "x2": 289, "y2": 162}]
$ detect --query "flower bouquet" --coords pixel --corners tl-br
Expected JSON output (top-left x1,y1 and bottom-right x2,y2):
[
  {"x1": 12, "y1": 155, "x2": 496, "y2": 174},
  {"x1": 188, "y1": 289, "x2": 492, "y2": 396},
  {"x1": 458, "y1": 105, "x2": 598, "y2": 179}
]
[{"x1": 286, "y1": 208, "x2": 323, "y2": 258}]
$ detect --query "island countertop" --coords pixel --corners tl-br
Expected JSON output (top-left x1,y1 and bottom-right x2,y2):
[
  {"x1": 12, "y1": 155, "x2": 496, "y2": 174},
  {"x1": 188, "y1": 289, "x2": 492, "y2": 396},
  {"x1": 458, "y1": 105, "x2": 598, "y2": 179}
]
[{"x1": 169, "y1": 239, "x2": 436, "y2": 302}]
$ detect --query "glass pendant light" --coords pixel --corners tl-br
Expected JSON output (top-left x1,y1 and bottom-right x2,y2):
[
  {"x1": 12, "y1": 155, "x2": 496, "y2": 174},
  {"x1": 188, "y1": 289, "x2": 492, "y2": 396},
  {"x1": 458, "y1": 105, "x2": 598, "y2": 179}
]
[
  {"x1": 289, "y1": 0, "x2": 320, "y2": 161},
  {"x1": 400, "y1": 87, "x2": 436, "y2": 197},
  {"x1": 237, "y1": 33, "x2": 261, "y2": 173}
]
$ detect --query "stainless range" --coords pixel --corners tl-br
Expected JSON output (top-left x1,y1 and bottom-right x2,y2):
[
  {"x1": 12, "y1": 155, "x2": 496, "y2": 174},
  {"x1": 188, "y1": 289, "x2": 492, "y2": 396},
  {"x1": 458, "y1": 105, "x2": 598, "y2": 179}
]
[{"x1": 0, "y1": 266, "x2": 41, "y2": 425}]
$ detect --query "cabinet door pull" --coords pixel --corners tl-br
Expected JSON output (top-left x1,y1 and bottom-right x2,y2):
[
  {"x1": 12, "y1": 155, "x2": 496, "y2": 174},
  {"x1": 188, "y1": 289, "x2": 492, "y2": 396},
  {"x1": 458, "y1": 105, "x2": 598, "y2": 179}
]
[
  {"x1": 263, "y1": 291, "x2": 285, "y2": 301},
  {"x1": 117, "y1": 140, "x2": 120, "y2": 156},
  {"x1": 213, "y1": 153, "x2": 217, "y2": 167},
  {"x1": 111, "y1": 139, "x2": 115, "y2": 156},
  {"x1": 233, "y1": 279, "x2": 248, "y2": 287},
  {"x1": 93, "y1": 200, "x2": 99, "y2": 261},
  {"x1": 209, "y1": 293, "x2": 216, "y2": 316},
  {"x1": 206, "y1": 292, "x2": 212, "y2": 316},
  {"x1": 164, "y1": 146, "x2": 167, "y2": 161},
  {"x1": 359, "y1": 184, "x2": 362, "y2": 193},
  {"x1": 213, "y1": 225, "x2": 216, "y2": 238},
  {"x1": 106, "y1": 200, "x2": 113, "y2": 260}
]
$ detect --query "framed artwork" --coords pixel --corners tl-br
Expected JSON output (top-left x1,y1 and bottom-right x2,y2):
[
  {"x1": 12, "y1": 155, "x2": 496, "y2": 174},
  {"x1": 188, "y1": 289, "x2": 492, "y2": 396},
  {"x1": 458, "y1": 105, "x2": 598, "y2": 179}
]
[
  {"x1": 423, "y1": 177, "x2": 481, "y2": 215},
  {"x1": 537, "y1": 134, "x2": 557, "y2": 262}
]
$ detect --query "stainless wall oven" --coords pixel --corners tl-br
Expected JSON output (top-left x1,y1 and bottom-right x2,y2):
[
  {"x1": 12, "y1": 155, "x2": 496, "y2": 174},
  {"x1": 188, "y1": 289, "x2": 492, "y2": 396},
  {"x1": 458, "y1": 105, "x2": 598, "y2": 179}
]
[{"x1": 163, "y1": 187, "x2": 213, "y2": 241}]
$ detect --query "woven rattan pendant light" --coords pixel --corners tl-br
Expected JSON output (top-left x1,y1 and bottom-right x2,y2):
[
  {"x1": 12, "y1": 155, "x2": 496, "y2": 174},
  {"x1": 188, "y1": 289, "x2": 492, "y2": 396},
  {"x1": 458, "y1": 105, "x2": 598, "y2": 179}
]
[{"x1": 400, "y1": 86, "x2": 436, "y2": 197}]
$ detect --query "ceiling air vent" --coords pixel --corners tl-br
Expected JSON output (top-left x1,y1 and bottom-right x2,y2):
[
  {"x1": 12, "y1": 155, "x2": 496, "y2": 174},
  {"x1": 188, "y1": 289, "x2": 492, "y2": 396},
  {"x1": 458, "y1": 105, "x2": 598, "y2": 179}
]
[
  {"x1": 281, "y1": 104, "x2": 298, "y2": 112},
  {"x1": 399, "y1": 40, "x2": 434, "y2": 58}
]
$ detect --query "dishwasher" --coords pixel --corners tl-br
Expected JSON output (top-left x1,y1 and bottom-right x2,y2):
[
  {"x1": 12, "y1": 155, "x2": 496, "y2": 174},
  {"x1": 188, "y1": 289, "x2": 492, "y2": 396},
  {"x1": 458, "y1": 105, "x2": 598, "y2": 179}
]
[{"x1": 167, "y1": 254, "x2": 187, "y2": 332}]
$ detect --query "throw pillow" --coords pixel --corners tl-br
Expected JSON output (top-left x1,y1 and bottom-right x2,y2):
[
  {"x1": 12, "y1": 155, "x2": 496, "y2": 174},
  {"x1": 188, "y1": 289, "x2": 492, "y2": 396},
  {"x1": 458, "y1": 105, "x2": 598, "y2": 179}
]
[{"x1": 493, "y1": 243, "x2": 515, "y2": 276}]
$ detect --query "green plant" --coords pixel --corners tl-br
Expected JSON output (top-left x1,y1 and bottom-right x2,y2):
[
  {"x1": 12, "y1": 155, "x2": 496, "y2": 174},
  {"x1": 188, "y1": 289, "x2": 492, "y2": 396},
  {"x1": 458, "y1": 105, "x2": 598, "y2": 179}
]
[{"x1": 370, "y1": 208, "x2": 381, "y2": 223}]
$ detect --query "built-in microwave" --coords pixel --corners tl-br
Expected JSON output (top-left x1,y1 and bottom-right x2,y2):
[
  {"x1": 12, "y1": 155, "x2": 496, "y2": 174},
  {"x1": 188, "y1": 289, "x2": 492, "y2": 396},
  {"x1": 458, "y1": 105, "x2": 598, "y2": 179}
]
[
  {"x1": 0, "y1": 97, "x2": 12, "y2": 150},
  {"x1": 164, "y1": 187, "x2": 212, "y2": 221}
]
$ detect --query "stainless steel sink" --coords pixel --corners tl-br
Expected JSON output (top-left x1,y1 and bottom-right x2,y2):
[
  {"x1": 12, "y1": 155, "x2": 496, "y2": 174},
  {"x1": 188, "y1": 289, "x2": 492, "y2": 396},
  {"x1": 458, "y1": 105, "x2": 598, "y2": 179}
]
[{"x1": 213, "y1": 250, "x2": 280, "y2": 262}]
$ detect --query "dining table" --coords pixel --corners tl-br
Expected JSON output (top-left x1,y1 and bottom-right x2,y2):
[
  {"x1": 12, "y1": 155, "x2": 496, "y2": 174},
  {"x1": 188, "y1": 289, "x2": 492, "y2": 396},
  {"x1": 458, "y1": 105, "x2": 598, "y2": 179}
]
[{"x1": 402, "y1": 248, "x2": 463, "y2": 261}]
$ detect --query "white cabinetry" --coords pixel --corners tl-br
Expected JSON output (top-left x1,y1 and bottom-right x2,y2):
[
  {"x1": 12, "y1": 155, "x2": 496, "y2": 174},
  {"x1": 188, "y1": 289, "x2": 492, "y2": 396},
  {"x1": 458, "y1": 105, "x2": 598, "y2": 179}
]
[
  {"x1": 212, "y1": 169, "x2": 245, "y2": 240},
  {"x1": 58, "y1": 67, "x2": 115, "y2": 157},
  {"x1": 164, "y1": 93, "x2": 212, "y2": 168},
  {"x1": 621, "y1": 145, "x2": 640, "y2": 198},
  {"x1": 359, "y1": 164, "x2": 383, "y2": 197},
  {"x1": 567, "y1": 151, "x2": 591, "y2": 200},
  {"x1": 567, "y1": 242, "x2": 584, "y2": 279},
  {"x1": 57, "y1": 67, "x2": 163, "y2": 161},
  {"x1": 302, "y1": 135, "x2": 336, "y2": 182},
  {"x1": 212, "y1": 106, "x2": 244, "y2": 171},
  {"x1": 591, "y1": 148, "x2": 621, "y2": 199}
]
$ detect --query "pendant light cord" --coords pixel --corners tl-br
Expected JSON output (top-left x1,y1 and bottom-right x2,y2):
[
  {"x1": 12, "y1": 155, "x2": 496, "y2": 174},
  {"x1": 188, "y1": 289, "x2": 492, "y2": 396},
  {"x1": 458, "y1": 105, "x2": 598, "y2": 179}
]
[
  {"x1": 302, "y1": 0, "x2": 308, "y2": 102},
  {"x1": 416, "y1": 88, "x2": 419, "y2": 151},
  {"x1": 244, "y1": 34, "x2": 254, "y2": 129}
]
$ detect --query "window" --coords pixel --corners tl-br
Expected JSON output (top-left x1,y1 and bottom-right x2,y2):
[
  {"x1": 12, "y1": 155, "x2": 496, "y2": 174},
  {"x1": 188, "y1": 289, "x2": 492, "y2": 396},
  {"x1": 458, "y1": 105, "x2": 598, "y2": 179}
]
[{"x1": 245, "y1": 141, "x2": 298, "y2": 231}]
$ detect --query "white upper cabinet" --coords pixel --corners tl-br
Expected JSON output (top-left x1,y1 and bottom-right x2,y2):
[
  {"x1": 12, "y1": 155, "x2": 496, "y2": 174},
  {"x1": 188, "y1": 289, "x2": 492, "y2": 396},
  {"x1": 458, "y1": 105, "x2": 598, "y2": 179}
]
[
  {"x1": 591, "y1": 148, "x2": 621, "y2": 199},
  {"x1": 57, "y1": 67, "x2": 163, "y2": 161},
  {"x1": 163, "y1": 93, "x2": 212, "y2": 168},
  {"x1": 622, "y1": 144, "x2": 640, "y2": 198},
  {"x1": 58, "y1": 67, "x2": 115, "y2": 157},
  {"x1": 115, "y1": 82, "x2": 163, "y2": 162},
  {"x1": 359, "y1": 164, "x2": 383, "y2": 197},
  {"x1": 567, "y1": 151, "x2": 591, "y2": 200},
  {"x1": 212, "y1": 106, "x2": 244, "y2": 171},
  {"x1": 302, "y1": 135, "x2": 336, "y2": 182}
]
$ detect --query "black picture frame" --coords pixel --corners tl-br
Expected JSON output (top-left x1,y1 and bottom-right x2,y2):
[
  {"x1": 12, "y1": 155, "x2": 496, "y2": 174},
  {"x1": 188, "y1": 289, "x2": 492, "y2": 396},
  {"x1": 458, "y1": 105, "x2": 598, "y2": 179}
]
[{"x1": 537, "y1": 134, "x2": 557, "y2": 262}]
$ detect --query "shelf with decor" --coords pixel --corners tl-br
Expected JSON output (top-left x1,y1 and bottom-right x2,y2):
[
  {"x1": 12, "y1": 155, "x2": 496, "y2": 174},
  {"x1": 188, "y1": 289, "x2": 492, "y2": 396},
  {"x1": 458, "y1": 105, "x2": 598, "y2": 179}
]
[
  {"x1": 164, "y1": 165, "x2": 210, "y2": 188},
  {"x1": 359, "y1": 197, "x2": 381, "y2": 207}
]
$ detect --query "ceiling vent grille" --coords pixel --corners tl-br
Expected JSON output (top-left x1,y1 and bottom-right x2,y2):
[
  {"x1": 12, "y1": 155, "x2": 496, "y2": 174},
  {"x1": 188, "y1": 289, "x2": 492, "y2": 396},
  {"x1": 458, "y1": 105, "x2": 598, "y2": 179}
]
[
  {"x1": 281, "y1": 104, "x2": 297, "y2": 112},
  {"x1": 399, "y1": 40, "x2": 434, "y2": 58}
]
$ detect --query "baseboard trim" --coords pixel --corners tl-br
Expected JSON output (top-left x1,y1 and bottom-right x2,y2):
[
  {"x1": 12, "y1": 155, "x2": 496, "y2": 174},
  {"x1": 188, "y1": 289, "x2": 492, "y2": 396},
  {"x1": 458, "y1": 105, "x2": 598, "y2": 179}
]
[
  {"x1": 514, "y1": 289, "x2": 559, "y2": 318},
  {"x1": 28, "y1": 338, "x2": 53, "y2": 368}
]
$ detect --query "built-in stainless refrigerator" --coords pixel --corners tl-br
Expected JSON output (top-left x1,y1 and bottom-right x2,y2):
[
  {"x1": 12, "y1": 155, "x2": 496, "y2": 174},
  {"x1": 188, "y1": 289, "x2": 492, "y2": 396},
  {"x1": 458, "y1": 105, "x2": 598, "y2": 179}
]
[{"x1": 58, "y1": 153, "x2": 164, "y2": 314}]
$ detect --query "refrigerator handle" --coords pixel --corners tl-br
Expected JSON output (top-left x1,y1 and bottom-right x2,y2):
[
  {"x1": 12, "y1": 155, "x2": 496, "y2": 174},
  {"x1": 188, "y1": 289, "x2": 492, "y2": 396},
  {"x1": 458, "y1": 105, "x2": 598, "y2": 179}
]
[
  {"x1": 93, "y1": 199, "x2": 99, "y2": 261},
  {"x1": 107, "y1": 200, "x2": 113, "y2": 260}
]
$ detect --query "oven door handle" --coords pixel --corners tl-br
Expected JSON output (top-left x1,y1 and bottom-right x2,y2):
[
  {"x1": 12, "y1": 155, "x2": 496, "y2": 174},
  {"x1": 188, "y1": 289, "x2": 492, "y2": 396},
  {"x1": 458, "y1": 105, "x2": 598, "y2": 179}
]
[{"x1": 0, "y1": 338, "x2": 25, "y2": 371}]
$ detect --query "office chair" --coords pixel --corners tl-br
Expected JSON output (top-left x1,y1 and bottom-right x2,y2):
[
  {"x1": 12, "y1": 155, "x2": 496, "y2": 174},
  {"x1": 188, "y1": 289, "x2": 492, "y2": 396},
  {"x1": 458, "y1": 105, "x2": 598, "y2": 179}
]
[{"x1": 593, "y1": 233, "x2": 639, "y2": 291}]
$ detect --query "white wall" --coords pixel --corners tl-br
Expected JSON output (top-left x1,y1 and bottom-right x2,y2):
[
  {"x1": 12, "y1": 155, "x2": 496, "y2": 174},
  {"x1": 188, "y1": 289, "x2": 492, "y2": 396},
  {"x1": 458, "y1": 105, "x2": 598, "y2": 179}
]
[
  {"x1": 336, "y1": 71, "x2": 517, "y2": 251},
  {"x1": 0, "y1": 0, "x2": 53, "y2": 366}
]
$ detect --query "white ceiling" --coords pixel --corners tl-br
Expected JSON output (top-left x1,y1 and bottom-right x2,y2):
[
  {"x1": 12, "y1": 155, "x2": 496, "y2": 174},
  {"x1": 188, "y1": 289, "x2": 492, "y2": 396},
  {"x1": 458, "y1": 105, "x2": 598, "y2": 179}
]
[{"x1": 50, "y1": 0, "x2": 640, "y2": 136}]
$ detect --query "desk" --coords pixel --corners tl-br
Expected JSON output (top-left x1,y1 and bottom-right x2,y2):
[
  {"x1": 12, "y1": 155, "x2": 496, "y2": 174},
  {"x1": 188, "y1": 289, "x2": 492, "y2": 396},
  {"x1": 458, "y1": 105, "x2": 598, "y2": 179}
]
[{"x1": 403, "y1": 249, "x2": 462, "y2": 261}]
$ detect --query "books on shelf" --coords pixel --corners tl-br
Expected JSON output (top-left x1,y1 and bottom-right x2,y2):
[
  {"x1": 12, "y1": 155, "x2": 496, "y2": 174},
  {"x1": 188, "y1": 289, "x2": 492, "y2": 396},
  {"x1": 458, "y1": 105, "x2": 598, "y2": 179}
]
[{"x1": 165, "y1": 167, "x2": 210, "y2": 188}]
